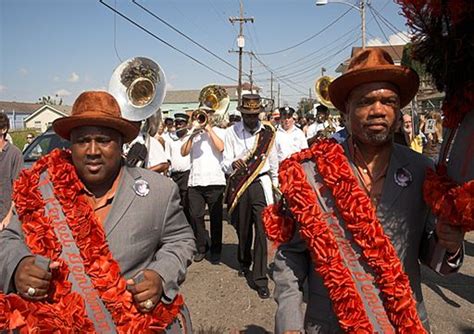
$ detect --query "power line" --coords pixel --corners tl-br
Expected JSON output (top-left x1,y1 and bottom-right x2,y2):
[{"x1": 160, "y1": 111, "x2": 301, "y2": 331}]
[
  {"x1": 368, "y1": 4, "x2": 410, "y2": 43},
  {"x1": 253, "y1": 7, "x2": 352, "y2": 56},
  {"x1": 262, "y1": 35, "x2": 359, "y2": 82},
  {"x1": 132, "y1": 0, "x2": 248, "y2": 76},
  {"x1": 99, "y1": 0, "x2": 236, "y2": 82},
  {"x1": 253, "y1": 26, "x2": 359, "y2": 75},
  {"x1": 253, "y1": 30, "x2": 359, "y2": 79},
  {"x1": 252, "y1": 55, "x2": 308, "y2": 95},
  {"x1": 113, "y1": 0, "x2": 122, "y2": 62},
  {"x1": 367, "y1": 5, "x2": 402, "y2": 59}
]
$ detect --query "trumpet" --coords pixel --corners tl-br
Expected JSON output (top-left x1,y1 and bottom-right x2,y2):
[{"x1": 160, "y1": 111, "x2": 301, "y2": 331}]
[{"x1": 189, "y1": 109, "x2": 208, "y2": 134}]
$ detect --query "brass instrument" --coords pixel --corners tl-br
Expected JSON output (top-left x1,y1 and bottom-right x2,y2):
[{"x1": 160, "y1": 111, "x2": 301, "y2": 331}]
[
  {"x1": 315, "y1": 76, "x2": 334, "y2": 109},
  {"x1": 198, "y1": 84, "x2": 230, "y2": 125},
  {"x1": 109, "y1": 56, "x2": 166, "y2": 121},
  {"x1": 108, "y1": 57, "x2": 167, "y2": 168},
  {"x1": 189, "y1": 109, "x2": 209, "y2": 134}
]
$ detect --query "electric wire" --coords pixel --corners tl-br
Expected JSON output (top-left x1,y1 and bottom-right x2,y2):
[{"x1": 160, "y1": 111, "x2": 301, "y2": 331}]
[
  {"x1": 368, "y1": 5, "x2": 402, "y2": 59},
  {"x1": 254, "y1": 31, "x2": 359, "y2": 79},
  {"x1": 132, "y1": 0, "x2": 249, "y2": 76},
  {"x1": 113, "y1": 0, "x2": 123, "y2": 62},
  {"x1": 253, "y1": 7, "x2": 352, "y2": 56},
  {"x1": 368, "y1": 4, "x2": 410, "y2": 43},
  {"x1": 99, "y1": 0, "x2": 237, "y2": 82}
]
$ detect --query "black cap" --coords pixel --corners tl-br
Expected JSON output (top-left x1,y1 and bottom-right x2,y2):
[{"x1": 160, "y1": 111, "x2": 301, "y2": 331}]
[
  {"x1": 316, "y1": 104, "x2": 329, "y2": 114},
  {"x1": 279, "y1": 106, "x2": 295, "y2": 117},
  {"x1": 174, "y1": 113, "x2": 189, "y2": 122}
]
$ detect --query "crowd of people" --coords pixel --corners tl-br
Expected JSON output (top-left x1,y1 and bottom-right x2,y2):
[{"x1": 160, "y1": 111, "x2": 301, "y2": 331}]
[{"x1": 0, "y1": 47, "x2": 468, "y2": 334}]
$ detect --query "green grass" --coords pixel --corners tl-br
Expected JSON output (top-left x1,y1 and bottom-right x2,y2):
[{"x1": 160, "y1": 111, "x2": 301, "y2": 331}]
[{"x1": 9, "y1": 129, "x2": 40, "y2": 151}]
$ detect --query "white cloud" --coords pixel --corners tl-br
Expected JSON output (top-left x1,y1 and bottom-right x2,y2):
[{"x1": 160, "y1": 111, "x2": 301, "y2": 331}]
[
  {"x1": 68, "y1": 72, "x2": 80, "y2": 82},
  {"x1": 367, "y1": 31, "x2": 410, "y2": 47},
  {"x1": 53, "y1": 76, "x2": 60, "y2": 82},
  {"x1": 0, "y1": 85, "x2": 7, "y2": 92},
  {"x1": 388, "y1": 31, "x2": 410, "y2": 45},
  {"x1": 367, "y1": 38, "x2": 384, "y2": 46},
  {"x1": 19, "y1": 68, "x2": 29, "y2": 76},
  {"x1": 166, "y1": 83, "x2": 175, "y2": 91},
  {"x1": 55, "y1": 89, "x2": 72, "y2": 97}
]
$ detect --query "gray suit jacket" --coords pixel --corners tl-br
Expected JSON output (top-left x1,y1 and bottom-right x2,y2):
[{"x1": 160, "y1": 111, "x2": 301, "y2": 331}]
[
  {"x1": 0, "y1": 165, "x2": 196, "y2": 303},
  {"x1": 273, "y1": 142, "x2": 462, "y2": 333}
]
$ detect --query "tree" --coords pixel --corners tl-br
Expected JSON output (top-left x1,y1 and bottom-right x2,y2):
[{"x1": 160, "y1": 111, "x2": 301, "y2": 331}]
[{"x1": 297, "y1": 97, "x2": 316, "y2": 117}]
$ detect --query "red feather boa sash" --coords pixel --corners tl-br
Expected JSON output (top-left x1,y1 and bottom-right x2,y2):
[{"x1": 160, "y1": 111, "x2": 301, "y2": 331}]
[
  {"x1": 424, "y1": 166, "x2": 474, "y2": 232},
  {"x1": 0, "y1": 149, "x2": 183, "y2": 333},
  {"x1": 263, "y1": 139, "x2": 426, "y2": 333}
]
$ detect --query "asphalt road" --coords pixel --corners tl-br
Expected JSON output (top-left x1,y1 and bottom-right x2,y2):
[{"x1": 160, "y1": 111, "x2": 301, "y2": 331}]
[{"x1": 181, "y1": 222, "x2": 474, "y2": 333}]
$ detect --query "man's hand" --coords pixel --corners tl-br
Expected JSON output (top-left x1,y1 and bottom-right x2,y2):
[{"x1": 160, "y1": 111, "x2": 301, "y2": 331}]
[
  {"x1": 14, "y1": 256, "x2": 59, "y2": 300},
  {"x1": 436, "y1": 220, "x2": 465, "y2": 254},
  {"x1": 126, "y1": 269, "x2": 163, "y2": 313},
  {"x1": 232, "y1": 159, "x2": 247, "y2": 171}
]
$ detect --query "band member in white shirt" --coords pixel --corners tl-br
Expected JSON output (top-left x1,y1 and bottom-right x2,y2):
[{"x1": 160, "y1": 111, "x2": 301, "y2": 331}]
[
  {"x1": 166, "y1": 113, "x2": 192, "y2": 223},
  {"x1": 306, "y1": 104, "x2": 331, "y2": 145},
  {"x1": 181, "y1": 107, "x2": 226, "y2": 265},
  {"x1": 274, "y1": 106, "x2": 308, "y2": 162},
  {"x1": 222, "y1": 94, "x2": 278, "y2": 299}
]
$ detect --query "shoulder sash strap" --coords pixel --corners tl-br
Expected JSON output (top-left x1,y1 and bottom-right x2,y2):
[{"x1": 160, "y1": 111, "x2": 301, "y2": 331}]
[{"x1": 225, "y1": 124, "x2": 275, "y2": 214}]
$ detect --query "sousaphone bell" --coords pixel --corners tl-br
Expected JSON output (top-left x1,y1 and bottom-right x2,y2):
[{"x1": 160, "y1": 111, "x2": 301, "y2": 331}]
[{"x1": 109, "y1": 56, "x2": 167, "y2": 121}]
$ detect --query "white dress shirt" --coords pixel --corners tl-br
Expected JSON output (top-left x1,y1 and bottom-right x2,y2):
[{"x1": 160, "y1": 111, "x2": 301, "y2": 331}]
[
  {"x1": 125, "y1": 133, "x2": 168, "y2": 168},
  {"x1": 275, "y1": 125, "x2": 308, "y2": 162},
  {"x1": 306, "y1": 121, "x2": 329, "y2": 139},
  {"x1": 222, "y1": 121, "x2": 279, "y2": 205},
  {"x1": 188, "y1": 127, "x2": 226, "y2": 187},
  {"x1": 165, "y1": 133, "x2": 191, "y2": 173}
]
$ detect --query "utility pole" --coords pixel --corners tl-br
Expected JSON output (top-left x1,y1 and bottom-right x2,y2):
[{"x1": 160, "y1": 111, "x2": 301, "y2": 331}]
[
  {"x1": 277, "y1": 83, "x2": 281, "y2": 108},
  {"x1": 229, "y1": 1, "x2": 254, "y2": 105},
  {"x1": 228, "y1": 50, "x2": 254, "y2": 93},
  {"x1": 361, "y1": 0, "x2": 366, "y2": 49},
  {"x1": 270, "y1": 72, "x2": 274, "y2": 102},
  {"x1": 249, "y1": 54, "x2": 253, "y2": 92}
]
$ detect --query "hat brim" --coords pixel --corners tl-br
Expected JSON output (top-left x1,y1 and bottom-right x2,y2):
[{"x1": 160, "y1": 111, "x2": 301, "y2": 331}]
[
  {"x1": 53, "y1": 115, "x2": 140, "y2": 143},
  {"x1": 237, "y1": 106, "x2": 264, "y2": 114},
  {"x1": 329, "y1": 66, "x2": 419, "y2": 112}
]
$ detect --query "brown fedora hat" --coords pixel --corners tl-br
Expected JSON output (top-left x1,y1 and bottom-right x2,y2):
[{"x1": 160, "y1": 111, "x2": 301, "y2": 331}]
[
  {"x1": 237, "y1": 94, "x2": 264, "y2": 114},
  {"x1": 53, "y1": 91, "x2": 139, "y2": 143},
  {"x1": 329, "y1": 48, "x2": 419, "y2": 112}
]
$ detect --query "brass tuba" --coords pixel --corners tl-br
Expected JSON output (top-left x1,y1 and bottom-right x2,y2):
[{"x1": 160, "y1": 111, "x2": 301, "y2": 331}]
[
  {"x1": 314, "y1": 76, "x2": 334, "y2": 109},
  {"x1": 198, "y1": 84, "x2": 230, "y2": 124},
  {"x1": 108, "y1": 56, "x2": 167, "y2": 121}
]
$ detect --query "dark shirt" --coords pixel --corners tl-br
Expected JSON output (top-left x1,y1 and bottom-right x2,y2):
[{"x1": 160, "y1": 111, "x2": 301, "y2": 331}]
[{"x1": 0, "y1": 141, "x2": 23, "y2": 222}]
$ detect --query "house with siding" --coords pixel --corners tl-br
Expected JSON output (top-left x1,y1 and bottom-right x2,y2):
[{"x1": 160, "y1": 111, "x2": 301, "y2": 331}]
[
  {"x1": 23, "y1": 104, "x2": 72, "y2": 132},
  {"x1": 0, "y1": 101, "x2": 42, "y2": 130}
]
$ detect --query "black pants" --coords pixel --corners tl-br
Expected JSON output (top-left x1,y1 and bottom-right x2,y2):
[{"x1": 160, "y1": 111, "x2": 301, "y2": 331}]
[
  {"x1": 170, "y1": 170, "x2": 191, "y2": 224},
  {"x1": 188, "y1": 185, "x2": 225, "y2": 255},
  {"x1": 232, "y1": 181, "x2": 268, "y2": 288}
]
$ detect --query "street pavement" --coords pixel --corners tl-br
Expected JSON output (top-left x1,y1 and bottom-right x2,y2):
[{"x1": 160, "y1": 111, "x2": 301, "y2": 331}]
[{"x1": 182, "y1": 221, "x2": 474, "y2": 333}]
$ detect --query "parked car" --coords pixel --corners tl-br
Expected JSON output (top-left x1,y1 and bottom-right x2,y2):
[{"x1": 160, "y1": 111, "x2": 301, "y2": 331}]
[{"x1": 23, "y1": 128, "x2": 71, "y2": 169}]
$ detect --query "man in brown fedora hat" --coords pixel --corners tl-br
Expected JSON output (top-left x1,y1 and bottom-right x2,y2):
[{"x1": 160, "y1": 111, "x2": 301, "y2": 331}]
[
  {"x1": 0, "y1": 91, "x2": 195, "y2": 332},
  {"x1": 222, "y1": 94, "x2": 278, "y2": 299},
  {"x1": 268, "y1": 48, "x2": 464, "y2": 333}
]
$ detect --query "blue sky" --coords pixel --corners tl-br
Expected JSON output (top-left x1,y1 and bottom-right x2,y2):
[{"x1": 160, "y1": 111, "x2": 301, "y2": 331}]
[{"x1": 0, "y1": 0, "x2": 410, "y2": 107}]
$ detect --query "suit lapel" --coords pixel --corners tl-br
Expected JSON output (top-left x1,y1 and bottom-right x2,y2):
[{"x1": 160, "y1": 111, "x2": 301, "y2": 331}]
[
  {"x1": 104, "y1": 166, "x2": 139, "y2": 236},
  {"x1": 379, "y1": 145, "x2": 409, "y2": 210}
]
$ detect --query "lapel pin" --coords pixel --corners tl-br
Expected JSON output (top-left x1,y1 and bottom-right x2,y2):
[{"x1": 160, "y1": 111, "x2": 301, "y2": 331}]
[
  {"x1": 133, "y1": 179, "x2": 150, "y2": 197},
  {"x1": 394, "y1": 167, "x2": 412, "y2": 188}
]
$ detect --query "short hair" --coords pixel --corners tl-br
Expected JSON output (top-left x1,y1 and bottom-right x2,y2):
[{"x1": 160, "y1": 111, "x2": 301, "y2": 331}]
[{"x1": 0, "y1": 112, "x2": 10, "y2": 135}]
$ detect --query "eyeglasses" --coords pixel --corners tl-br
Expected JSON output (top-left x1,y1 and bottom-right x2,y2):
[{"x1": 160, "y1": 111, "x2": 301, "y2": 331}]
[{"x1": 27, "y1": 136, "x2": 33, "y2": 139}]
